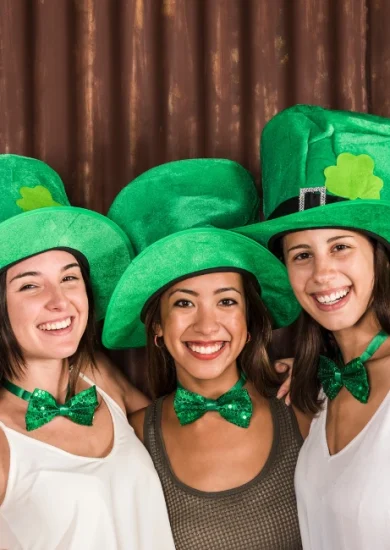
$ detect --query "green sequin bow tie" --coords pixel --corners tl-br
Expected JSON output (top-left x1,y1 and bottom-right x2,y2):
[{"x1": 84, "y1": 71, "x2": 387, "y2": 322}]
[
  {"x1": 318, "y1": 330, "x2": 388, "y2": 403},
  {"x1": 2, "y1": 379, "x2": 99, "y2": 431},
  {"x1": 174, "y1": 373, "x2": 253, "y2": 428}
]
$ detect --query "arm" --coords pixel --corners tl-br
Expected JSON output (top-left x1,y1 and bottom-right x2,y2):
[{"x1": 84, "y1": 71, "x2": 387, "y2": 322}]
[
  {"x1": 0, "y1": 427, "x2": 10, "y2": 505},
  {"x1": 129, "y1": 408, "x2": 147, "y2": 443},
  {"x1": 87, "y1": 352, "x2": 151, "y2": 416}
]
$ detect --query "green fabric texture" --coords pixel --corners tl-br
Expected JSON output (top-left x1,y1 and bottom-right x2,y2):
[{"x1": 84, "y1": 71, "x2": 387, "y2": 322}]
[
  {"x1": 108, "y1": 158, "x2": 261, "y2": 255},
  {"x1": 235, "y1": 104, "x2": 390, "y2": 249},
  {"x1": 0, "y1": 154, "x2": 133, "y2": 319},
  {"x1": 103, "y1": 159, "x2": 300, "y2": 349}
]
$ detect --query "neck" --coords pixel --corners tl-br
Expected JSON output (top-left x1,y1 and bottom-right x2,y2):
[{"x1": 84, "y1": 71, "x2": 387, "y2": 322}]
[
  {"x1": 332, "y1": 309, "x2": 382, "y2": 363},
  {"x1": 175, "y1": 362, "x2": 240, "y2": 399},
  {"x1": 10, "y1": 358, "x2": 71, "y2": 401}
]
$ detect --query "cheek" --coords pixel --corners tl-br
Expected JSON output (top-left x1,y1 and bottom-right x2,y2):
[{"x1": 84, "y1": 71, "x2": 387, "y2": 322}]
[
  {"x1": 286, "y1": 265, "x2": 306, "y2": 295},
  {"x1": 225, "y1": 309, "x2": 247, "y2": 335},
  {"x1": 70, "y1": 289, "x2": 89, "y2": 316},
  {"x1": 160, "y1": 311, "x2": 191, "y2": 341},
  {"x1": 7, "y1": 297, "x2": 37, "y2": 332}
]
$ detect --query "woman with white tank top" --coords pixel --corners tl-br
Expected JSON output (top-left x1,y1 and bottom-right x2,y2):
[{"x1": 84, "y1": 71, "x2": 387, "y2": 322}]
[
  {"x1": 237, "y1": 105, "x2": 390, "y2": 549},
  {"x1": 0, "y1": 155, "x2": 175, "y2": 550}
]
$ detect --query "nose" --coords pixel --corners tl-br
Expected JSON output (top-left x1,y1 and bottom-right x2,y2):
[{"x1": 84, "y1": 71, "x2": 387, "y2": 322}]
[
  {"x1": 45, "y1": 285, "x2": 69, "y2": 311},
  {"x1": 192, "y1": 305, "x2": 220, "y2": 336},
  {"x1": 312, "y1": 255, "x2": 337, "y2": 285}
]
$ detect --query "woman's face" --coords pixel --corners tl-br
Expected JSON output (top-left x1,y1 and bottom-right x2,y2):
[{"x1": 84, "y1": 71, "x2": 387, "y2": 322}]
[
  {"x1": 156, "y1": 271, "x2": 247, "y2": 382},
  {"x1": 6, "y1": 250, "x2": 89, "y2": 363},
  {"x1": 283, "y1": 228, "x2": 375, "y2": 332}
]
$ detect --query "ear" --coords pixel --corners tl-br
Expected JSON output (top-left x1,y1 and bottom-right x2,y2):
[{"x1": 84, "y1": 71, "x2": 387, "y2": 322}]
[{"x1": 153, "y1": 322, "x2": 163, "y2": 337}]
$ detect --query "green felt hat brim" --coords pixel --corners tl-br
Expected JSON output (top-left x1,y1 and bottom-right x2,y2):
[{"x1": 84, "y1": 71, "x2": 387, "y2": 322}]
[
  {"x1": 235, "y1": 200, "x2": 390, "y2": 251},
  {"x1": 0, "y1": 206, "x2": 133, "y2": 319},
  {"x1": 102, "y1": 227, "x2": 301, "y2": 349}
]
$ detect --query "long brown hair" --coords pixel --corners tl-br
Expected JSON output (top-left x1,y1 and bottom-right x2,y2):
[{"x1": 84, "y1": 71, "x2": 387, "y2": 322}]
[
  {"x1": 0, "y1": 251, "x2": 97, "y2": 395},
  {"x1": 144, "y1": 271, "x2": 283, "y2": 399},
  {"x1": 290, "y1": 239, "x2": 390, "y2": 413}
]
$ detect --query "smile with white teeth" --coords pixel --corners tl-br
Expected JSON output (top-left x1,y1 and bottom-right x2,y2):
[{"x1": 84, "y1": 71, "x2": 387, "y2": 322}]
[
  {"x1": 38, "y1": 317, "x2": 72, "y2": 331},
  {"x1": 315, "y1": 288, "x2": 350, "y2": 305},
  {"x1": 186, "y1": 342, "x2": 225, "y2": 355}
]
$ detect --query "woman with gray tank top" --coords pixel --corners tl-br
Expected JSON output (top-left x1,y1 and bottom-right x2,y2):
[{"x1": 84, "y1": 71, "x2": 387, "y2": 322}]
[{"x1": 102, "y1": 158, "x2": 311, "y2": 550}]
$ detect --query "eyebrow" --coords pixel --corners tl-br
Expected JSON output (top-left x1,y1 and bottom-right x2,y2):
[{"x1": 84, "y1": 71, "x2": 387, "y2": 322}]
[
  {"x1": 168, "y1": 286, "x2": 242, "y2": 298},
  {"x1": 286, "y1": 235, "x2": 355, "y2": 254},
  {"x1": 9, "y1": 262, "x2": 81, "y2": 283}
]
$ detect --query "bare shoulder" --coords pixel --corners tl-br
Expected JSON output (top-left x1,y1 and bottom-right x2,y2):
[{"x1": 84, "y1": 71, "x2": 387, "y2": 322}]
[
  {"x1": 0, "y1": 426, "x2": 10, "y2": 505},
  {"x1": 84, "y1": 352, "x2": 151, "y2": 415},
  {"x1": 291, "y1": 405, "x2": 313, "y2": 440},
  {"x1": 129, "y1": 407, "x2": 147, "y2": 443}
]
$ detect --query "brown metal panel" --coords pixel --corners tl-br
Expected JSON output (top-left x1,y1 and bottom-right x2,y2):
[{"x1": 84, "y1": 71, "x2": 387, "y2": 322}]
[
  {"x1": 115, "y1": 0, "x2": 162, "y2": 195},
  {"x1": 367, "y1": 0, "x2": 390, "y2": 116},
  {"x1": 33, "y1": 0, "x2": 75, "y2": 187},
  {"x1": 204, "y1": 0, "x2": 245, "y2": 162},
  {"x1": 245, "y1": 0, "x2": 291, "y2": 190},
  {"x1": 161, "y1": 0, "x2": 204, "y2": 160},
  {"x1": 0, "y1": 0, "x2": 32, "y2": 154},
  {"x1": 72, "y1": 0, "x2": 120, "y2": 211}
]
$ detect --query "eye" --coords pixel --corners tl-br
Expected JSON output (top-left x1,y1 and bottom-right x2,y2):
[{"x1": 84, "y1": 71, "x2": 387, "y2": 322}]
[
  {"x1": 62, "y1": 275, "x2": 79, "y2": 282},
  {"x1": 19, "y1": 283, "x2": 37, "y2": 292},
  {"x1": 292, "y1": 251, "x2": 312, "y2": 262},
  {"x1": 332, "y1": 244, "x2": 350, "y2": 252},
  {"x1": 219, "y1": 298, "x2": 237, "y2": 306},
  {"x1": 174, "y1": 299, "x2": 194, "y2": 308}
]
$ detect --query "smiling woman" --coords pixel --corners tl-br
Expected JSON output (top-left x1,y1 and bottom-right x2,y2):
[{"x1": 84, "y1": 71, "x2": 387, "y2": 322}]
[
  {"x1": 0, "y1": 155, "x2": 175, "y2": 550},
  {"x1": 236, "y1": 105, "x2": 390, "y2": 550},
  {"x1": 101, "y1": 158, "x2": 309, "y2": 550}
]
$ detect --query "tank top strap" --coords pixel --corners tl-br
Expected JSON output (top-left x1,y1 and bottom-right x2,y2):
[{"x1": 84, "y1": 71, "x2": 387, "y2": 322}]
[
  {"x1": 80, "y1": 372, "x2": 128, "y2": 422},
  {"x1": 144, "y1": 397, "x2": 163, "y2": 460},
  {"x1": 269, "y1": 397, "x2": 303, "y2": 451}
]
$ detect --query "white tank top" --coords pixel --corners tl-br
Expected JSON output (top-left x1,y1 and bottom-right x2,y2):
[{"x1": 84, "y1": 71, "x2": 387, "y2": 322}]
[
  {"x1": 295, "y1": 391, "x2": 390, "y2": 550},
  {"x1": 0, "y1": 376, "x2": 175, "y2": 550}
]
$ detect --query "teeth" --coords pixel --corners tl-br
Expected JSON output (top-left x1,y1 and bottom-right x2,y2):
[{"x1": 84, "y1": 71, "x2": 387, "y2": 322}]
[
  {"x1": 316, "y1": 289, "x2": 349, "y2": 304},
  {"x1": 38, "y1": 317, "x2": 72, "y2": 331},
  {"x1": 187, "y1": 342, "x2": 224, "y2": 355}
]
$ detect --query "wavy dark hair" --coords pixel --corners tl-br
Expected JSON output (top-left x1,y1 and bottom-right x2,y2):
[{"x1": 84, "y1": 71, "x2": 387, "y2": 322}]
[
  {"x1": 0, "y1": 251, "x2": 97, "y2": 396},
  {"x1": 290, "y1": 238, "x2": 390, "y2": 413},
  {"x1": 144, "y1": 271, "x2": 284, "y2": 400}
]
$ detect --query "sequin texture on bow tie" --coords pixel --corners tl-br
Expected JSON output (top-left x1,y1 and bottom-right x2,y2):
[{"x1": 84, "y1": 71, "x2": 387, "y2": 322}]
[
  {"x1": 174, "y1": 381, "x2": 253, "y2": 428},
  {"x1": 25, "y1": 385, "x2": 99, "y2": 431},
  {"x1": 318, "y1": 356, "x2": 369, "y2": 403}
]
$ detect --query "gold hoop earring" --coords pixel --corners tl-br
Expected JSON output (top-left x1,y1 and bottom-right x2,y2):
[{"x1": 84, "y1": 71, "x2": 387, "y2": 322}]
[{"x1": 154, "y1": 334, "x2": 163, "y2": 348}]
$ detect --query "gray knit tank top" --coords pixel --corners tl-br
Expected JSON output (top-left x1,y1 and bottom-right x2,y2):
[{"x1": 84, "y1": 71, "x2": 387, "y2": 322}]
[{"x1": 144, "y1": 397, "x2": 303, "y2": 550}]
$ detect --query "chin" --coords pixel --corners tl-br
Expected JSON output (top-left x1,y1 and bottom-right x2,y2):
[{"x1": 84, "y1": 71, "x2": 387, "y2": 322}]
[
  {"x1": 181, "y1": 361, "x2": 231, "y2": 381},
  {"x1": 312, "y1": 312, "x2": 364, "y2": 332}
]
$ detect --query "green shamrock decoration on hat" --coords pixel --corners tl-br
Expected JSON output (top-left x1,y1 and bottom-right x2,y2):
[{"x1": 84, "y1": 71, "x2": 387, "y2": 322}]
[
  {"x1": 17, "y1": 185, "x2": 62, "y2": 211},
  {"x1": 324, "y1": 153, "x2": 383, "y2": 200}
]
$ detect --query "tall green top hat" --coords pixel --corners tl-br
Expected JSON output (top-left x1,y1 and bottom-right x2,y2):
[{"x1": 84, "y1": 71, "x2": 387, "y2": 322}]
[
  {"x1": 102, "y1": 159, "x2": 300, "y2": 349},
  {"x1": 236, "y1": 104, "x2": 390, "y2": 249},
  {"x1": 0, "y1": 154, "x2": 133, "y2": 319}
]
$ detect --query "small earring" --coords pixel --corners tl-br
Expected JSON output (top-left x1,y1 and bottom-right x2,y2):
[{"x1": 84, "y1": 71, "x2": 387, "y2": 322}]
[
  {"x1": 246, "y1": 332, "x2": 251, "y2": 344},
  {"x1": 154, "y1": 334, "x2": 163, "y2": 348}
]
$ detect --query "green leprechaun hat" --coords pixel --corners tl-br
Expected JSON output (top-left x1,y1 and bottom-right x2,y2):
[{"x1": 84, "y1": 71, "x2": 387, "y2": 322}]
[
  {"x1": 0, "y1": 154, "x2": 133, "y2": 319},
  {"x1": 102, "y1": 158, "x2": 300, "y2": 349},
  {"x1": 236, "y1": 104, "x2": 390, "y2": 251}
]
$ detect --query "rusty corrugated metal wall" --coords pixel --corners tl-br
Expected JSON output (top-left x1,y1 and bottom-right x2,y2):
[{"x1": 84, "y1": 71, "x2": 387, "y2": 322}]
[{"x1": 0, "y1": 0, "x2": 389, "y2": 389}]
